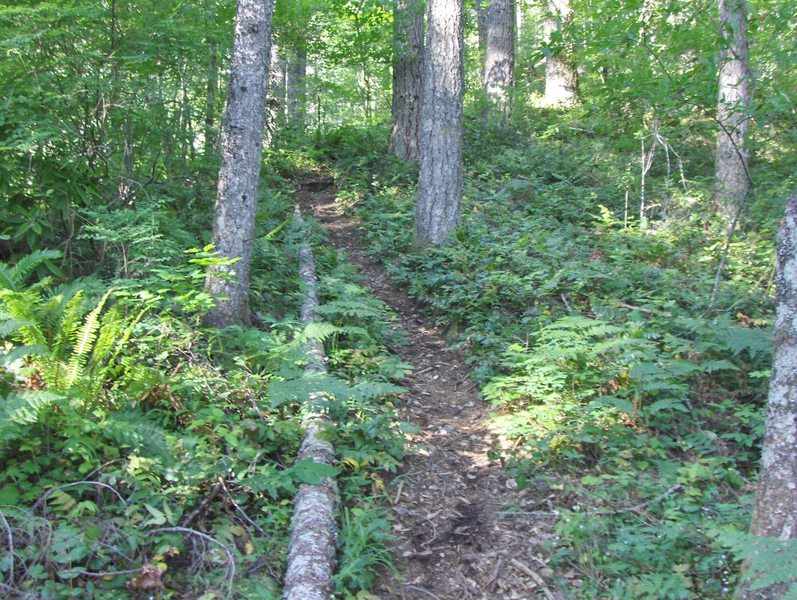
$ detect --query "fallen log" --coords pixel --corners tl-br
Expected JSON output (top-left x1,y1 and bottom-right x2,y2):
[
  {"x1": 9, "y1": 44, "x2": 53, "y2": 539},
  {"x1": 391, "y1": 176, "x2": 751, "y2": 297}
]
[{"x1": 282, "y1": 205, "x2": 338, "y2": 600}]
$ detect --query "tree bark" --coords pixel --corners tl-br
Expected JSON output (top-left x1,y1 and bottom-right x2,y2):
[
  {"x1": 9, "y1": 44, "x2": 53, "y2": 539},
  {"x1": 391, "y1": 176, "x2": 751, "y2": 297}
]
[
  {"x1": 204, "y1": 42, "x2": 219, "y2": 160},
  {"x1": 265, "y1": 42, "x2": 286, "y2": 147},
  {"x1": 737, "y1": 197, "x2": 797, "y2": 599},
  {"x1": 204, "y1": 0, "x2": 275, "y2": 328},
  {"x1": 287, "y1": 45, "x2": 307, "y2": 128},
  {"x1": 715, "y1": 0, "x2": 752, "y2": 223},
  {"x1": 483, "y1": 0, "x2": 515, "y2": 115},
  {"x1": 390, "y1": 0, "x2": 424, "y2": 161},
  {"x1": 543, "y1": 0, "x2": 578, "y2": 107},
  {"x1": 283, "y1": 206, "x2": 338, "y2": 600},
  {"x1": 415, "y1": 0, "x2": 464, "y2": 246},
  {"x1": 475, "y1": 0, "x2": 488, "y2": 52}
]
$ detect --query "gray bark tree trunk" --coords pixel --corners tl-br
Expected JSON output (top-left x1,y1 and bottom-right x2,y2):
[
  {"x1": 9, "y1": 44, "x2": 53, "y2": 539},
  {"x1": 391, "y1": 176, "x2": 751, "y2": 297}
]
[
  {"x1": 204, "y1": 43, "x2": 219, "y2": 161},
  {"x1": 736, "y1": 197, "x2": 797, "y2": 599},
  {"x1": 204, "y1": 0, "x2": 275, "y2": 328},
  {"x1": 287, "y1": 46, "x2": 307, "y2": 128},
  {"x1": 265, "y1": 42, "x2": 286, "y2": 147},
  {"x1": 475, "y1": 0, "x2": 488, "y2": 83},
  {"x1": 415, "y1": 0, "x2": 464, "y2": 246},
  {"x1": 543, "y1": 0, "x2": 578, "y2": 107},
  {"x1": 715, "y1": 0, "x2": 752, "y2": 223},
  {"x1": 283, "y1": 206, "x2": 338, "y2": 600},
  {"x1": 476, "y1": 0, "x2": 488, "y2": 52},
  {"x1": 483, "y1": 0, "x2": 515, "y2": 115},
  {"x1": 390, "y1": 0, "x2": 424, "y2": 161}
]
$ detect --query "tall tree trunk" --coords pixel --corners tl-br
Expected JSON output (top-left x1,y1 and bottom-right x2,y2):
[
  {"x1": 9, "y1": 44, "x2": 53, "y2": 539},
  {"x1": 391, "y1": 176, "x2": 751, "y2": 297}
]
[
  {"x1": 287, "y1": 46, "x2": 307, "y2": 128},
  {"x1": 475, "y1": 0, "x2": 488, "y2": 83},
  {"x1": 715, "y1": 0, "x2": 752, "y2": 223},
  {"x1": 415, "y1": 0, "x2": 464, "y2": 246},
  {"x1": 204, "y1": 42, "x2": 219, "y2": 160},
  {"x1": 204, "y1": 0, "x2": 275, "y2": 328},
  {"x1": 265, "y1": 42, "x2": 286, "y2": 147},
  {"x1": 544, "y1": 0, "x2": 578, "y2": 107},
  {"x1": 390, "y1": 0, "x2": 424, "y2": 161},
  {"x1": 483, "y1": 0, "x2": 515, "y2": 115},
  {"x1": 737, "y1": 197, "x2": 797, "y2": 599},
  {"x1": 475, "y1": 0, "x2": 488, "y2": 52}
]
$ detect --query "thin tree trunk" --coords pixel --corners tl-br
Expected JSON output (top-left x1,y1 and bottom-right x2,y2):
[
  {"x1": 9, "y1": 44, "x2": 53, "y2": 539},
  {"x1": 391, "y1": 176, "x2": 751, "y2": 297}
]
[
  {"x1": 415, "y1": 0, "x2": 464, "y2": 246},
  {"x1": 390, "y1": 0, "x2": 424, "y2": 161},
  {"x1": 265, "y1": 42, "x2": 285, "y2": 147},
  {"x1": 475, "y1": 0, "x2": 488, "y2": 83},
  {"x1": 204, "y1": 42, "x2": 219, "y2": 160},
  {"x1": 204, "y1": 0, "x2": 275, "y2": 328},
  {"x1": 736, "y1": 197, "x2": 797, "y2": 599},
  {"x1": 476, "y1": 0, "x2": 488, "y2": 52},
  {"x1": 287, "y1": 46, "x2": 307, "y2": 128},
  {"x1": 714, "y1": 0, "x2": 752, "y2": 224},
  {"x1": 544, "y1": 0, "x2": 578, "y2": 107},
  {"x1": 483, "y1": 0, "x2": 515, "y2": 115}
]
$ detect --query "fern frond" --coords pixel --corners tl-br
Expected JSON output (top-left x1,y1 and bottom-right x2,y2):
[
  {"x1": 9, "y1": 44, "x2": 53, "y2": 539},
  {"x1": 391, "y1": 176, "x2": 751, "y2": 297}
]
[
  {"x1": 10, "y1": 249, "x2": 62, "y2": 287},
  {"x1": 352, "y1": 380, "x2": 405, "y2": 401},
  {"x1": 102, "y1": 410, "x2": 174, "y2": 462},
  {"x1": 0, "y1": 289, "x2": 47, "y2": 347},
  {"x1": 88, "y1": 305, "x2": 123, "y2": 370},
  {"x1": 302, "y1": 321, "x2": 342, "y2": 342},
  {"x1": 318, "y1": 299, "x2": 382, "y2": 319},
  {"x1": 0, "y1": 390, "x2": 64, "y2": 444},
  {"x1": 720, "y1": 531, "x2": 797, "y2": 596},
  {"x1": 65, "y1": 290, "x2": 112, "y2": 388},
  {"x1": 0, "y1": 264, "x2": 15, "y2": 291},
  {"x1": 52, "y1": 290, "x2": 86, "y2": 358}
]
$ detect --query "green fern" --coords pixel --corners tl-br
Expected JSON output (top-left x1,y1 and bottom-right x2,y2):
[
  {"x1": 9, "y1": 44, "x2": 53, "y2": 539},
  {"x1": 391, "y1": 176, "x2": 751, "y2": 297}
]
[
  {"x1": 719, "y1": 530, "x2": 797, "y2": 598},
  {"x1": 102, "y1": 410, "x2": 174, "y2": 462},
  {"x1": 302, "y1": 321, "x2": 343, "y2": 342},
  {"x1": 65, "y1": 290, "x2": 112, "y2": 388},
  {"x1": 0, "y1": 249, "x2": 62, "y2": 291},
  {"x1": 318, "y1": 299, "x2": 382, "y2": 319},
  {"x1": 0, "y1": 390, "x2": 64, "y2": 443}
]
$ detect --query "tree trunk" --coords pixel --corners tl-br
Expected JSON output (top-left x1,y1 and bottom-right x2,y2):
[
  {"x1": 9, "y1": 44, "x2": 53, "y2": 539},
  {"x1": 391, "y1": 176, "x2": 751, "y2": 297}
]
[
  {"x1": 390, "y1": 0, "x2": 424, "y2": 161},
  {"x1": 204, "y1": 42, "x2": 219, "y2": 160},
  {"x1": 544, "y1": 0, "x2": 578, "y2": 107},
  {"x1": 483, "y1": 0, "x2": 515, "y2": 115},
  {"x1": 715, "y1": 0, "x2": 752, "y2": 223},
  {"x1": 283, "y1": 206, "x2": 338, "y2": 600},
  {"x1": 737, "y1": 197, "x2": 797, "y2": 599},
  {"x1": 265, "y1": 42, "x2": 286, "y2": 147},
  {"x1": 204, "y1": 0, "x2": 275, "y2": 328},
  {"x1": 287, "y1": 45, "x2": 307, "y2": 128},
  {"x1": 475, "y1": 0, "x2": 488, "y2": 52},
  {"x1": 415, "y1": 0, "x2": 464, "y2": 246}
]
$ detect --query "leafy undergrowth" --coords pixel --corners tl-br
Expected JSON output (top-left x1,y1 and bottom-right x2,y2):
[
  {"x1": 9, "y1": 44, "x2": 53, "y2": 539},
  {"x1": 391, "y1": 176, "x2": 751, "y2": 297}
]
[
  {"x1": 319, "y1": 117, "x2": 777, "y2": 599},
  {"x1": 0, "y1": 166, "x2": 408, "y2": 598}
]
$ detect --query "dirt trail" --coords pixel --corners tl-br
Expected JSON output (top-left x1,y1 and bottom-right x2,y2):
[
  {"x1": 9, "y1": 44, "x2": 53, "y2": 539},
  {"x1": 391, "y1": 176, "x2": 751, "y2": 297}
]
[{"x1": 297, "y1": 181, "x2": 560, "y2": 600}]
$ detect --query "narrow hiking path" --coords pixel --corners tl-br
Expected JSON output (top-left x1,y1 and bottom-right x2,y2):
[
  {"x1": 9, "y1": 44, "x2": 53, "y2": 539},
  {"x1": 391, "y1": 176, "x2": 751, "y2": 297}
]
[{"x1": 297, "y1": 180, "x2": 563, "y2": 600}]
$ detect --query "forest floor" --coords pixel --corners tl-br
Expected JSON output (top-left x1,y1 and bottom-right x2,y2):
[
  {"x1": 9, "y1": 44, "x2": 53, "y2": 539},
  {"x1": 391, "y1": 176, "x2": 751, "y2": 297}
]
[{"x1": 298, "y1": 180, "x2": 565, "y2": 600}]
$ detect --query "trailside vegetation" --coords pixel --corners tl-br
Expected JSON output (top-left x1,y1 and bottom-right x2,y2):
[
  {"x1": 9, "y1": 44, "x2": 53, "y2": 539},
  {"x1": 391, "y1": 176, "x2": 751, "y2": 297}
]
[{"x1": 1, "y1": 0, "x2": 795, "y2": 597}]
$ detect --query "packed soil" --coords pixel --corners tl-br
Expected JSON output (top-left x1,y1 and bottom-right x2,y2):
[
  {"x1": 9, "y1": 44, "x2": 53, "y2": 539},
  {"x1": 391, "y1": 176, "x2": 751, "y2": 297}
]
[{"x1": 297, "y1": 179, "x2": 564, "y2": 600}]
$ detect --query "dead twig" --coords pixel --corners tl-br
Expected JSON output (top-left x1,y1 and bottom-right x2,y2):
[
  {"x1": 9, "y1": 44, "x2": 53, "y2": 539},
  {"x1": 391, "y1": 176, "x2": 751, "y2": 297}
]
[
  {"x1": 181, "y1": 482, "x2": 222, "y2": 528},
  {"x1": 393, "y1": 479, "x2": 405, "y2": 505},
  {"x1": 151, "y1": 527, "x2": 235, "y2": 600},
  {"x1": 510, "y1": 558, "x2": 555, "y2": 600},
  {"x1": 34, "y1": 481, "x2": 127, "y2": 513},
  {"x1": 217, "y1": 477, "x2": 266, "y2": 536},
  {"x1": 403, "y1": 584, "x2": 442, "y2": 600}
]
